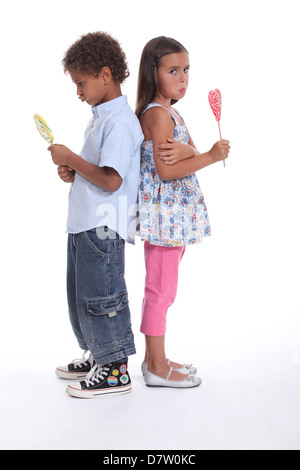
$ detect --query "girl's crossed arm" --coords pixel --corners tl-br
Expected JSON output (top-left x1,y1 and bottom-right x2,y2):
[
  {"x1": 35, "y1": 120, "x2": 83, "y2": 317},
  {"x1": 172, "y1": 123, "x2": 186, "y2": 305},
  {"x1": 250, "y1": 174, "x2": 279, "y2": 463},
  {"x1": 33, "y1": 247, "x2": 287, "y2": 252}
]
[{"x1": 142, "y1": 107, "x2": 229, "y2": 181}]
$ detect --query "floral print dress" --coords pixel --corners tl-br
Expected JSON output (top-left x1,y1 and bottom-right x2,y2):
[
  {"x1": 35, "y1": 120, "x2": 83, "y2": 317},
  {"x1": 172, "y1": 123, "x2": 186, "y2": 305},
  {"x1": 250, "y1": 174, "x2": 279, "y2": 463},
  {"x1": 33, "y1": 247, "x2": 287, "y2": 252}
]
[{"x1": 138, "y1": 103, "x2": 211, "y2": 247}]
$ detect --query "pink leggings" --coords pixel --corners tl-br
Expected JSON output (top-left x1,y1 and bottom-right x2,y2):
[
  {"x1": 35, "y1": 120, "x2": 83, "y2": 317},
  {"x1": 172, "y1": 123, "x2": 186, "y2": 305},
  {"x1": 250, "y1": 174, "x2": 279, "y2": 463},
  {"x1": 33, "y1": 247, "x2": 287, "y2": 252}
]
[{"x1": 140, "y1": 241, "x2": 186, "y2": 336}]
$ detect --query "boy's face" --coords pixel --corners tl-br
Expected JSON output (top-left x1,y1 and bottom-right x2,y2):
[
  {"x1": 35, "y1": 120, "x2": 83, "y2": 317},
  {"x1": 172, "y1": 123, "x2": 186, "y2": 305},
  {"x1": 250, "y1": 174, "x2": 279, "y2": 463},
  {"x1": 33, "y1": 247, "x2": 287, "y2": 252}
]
[{"x1": 69, "y1": 70, "x2": 109, "y2": 106}]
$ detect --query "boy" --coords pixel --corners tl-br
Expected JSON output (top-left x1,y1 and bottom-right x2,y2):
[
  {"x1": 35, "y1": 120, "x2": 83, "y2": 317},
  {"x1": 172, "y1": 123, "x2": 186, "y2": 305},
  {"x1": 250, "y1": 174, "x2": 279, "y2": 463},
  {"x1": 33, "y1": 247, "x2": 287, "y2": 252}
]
[{"x1": 48, "y1": 32, "x2": 143, "y2": 398}]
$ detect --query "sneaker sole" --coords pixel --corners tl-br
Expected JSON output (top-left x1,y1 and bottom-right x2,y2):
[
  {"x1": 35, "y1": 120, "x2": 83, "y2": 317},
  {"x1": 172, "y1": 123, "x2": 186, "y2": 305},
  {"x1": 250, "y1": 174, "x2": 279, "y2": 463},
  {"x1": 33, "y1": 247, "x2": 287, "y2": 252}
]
[
  {"x1": 66, "y1": 383, "x2": 132, "y2": 398},
  {"x1": 55, "y1": 368, "x2": 89, "y2": 380}
]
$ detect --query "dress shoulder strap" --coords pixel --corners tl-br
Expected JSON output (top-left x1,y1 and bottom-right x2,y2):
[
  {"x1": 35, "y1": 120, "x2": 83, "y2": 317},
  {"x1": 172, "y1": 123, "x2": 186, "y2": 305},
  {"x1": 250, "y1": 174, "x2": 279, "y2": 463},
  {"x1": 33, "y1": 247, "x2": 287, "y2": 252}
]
[
  {"x1": 172, "y1": 108, "x2": 185, "y2": 124},
  {"x1": 142, "y1": 103, "x2": 178, "y2": 125}
]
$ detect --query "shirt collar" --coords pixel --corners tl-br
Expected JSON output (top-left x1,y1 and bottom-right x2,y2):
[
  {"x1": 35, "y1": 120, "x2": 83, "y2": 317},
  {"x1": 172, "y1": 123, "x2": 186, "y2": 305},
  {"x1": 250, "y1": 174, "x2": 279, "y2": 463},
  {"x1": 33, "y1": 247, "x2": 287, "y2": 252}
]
[{"x1": 92, "y1": 95, "x2": 127, "y2": 117}]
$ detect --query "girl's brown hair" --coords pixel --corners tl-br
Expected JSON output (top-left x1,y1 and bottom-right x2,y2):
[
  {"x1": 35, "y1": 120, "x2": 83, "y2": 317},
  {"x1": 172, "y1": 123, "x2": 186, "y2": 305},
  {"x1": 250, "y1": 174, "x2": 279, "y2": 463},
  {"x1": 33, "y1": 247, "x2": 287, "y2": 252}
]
[{"x1": 135, "y1": 36, "x2": 188, "y2": 119}]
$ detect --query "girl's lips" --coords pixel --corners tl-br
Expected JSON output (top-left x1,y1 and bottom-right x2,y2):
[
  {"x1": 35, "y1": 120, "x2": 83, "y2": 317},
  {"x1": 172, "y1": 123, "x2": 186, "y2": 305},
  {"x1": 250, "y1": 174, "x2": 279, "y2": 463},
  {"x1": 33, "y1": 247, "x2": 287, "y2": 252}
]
[{"x1": 179, "y1": 89, "x2": 186, "y2": 93}]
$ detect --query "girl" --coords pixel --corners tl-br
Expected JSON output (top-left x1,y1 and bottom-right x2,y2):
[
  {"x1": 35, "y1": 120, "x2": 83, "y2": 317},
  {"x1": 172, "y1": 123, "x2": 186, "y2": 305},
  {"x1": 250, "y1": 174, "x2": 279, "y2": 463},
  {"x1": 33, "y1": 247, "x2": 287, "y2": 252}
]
[{"x1": 136, "y1": 36, "x2": 230, "y2": 388}]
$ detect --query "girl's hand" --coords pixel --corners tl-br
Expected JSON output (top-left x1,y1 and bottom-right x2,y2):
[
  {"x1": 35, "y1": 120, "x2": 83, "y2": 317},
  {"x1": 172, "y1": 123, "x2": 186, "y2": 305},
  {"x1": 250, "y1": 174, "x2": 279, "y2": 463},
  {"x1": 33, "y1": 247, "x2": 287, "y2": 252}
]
[
  {"x1": 48, "y1": 144, "x2": 74, "y2": 167},
  {"x1": 209, "y1": 140, "x2": 230, "y2": 163},
  {"x1": 58, "y1": 165, "x2": 75, "y2": 183},
  {"x1": 157, "y1": 138, "x2": 195, "y2": 165}
]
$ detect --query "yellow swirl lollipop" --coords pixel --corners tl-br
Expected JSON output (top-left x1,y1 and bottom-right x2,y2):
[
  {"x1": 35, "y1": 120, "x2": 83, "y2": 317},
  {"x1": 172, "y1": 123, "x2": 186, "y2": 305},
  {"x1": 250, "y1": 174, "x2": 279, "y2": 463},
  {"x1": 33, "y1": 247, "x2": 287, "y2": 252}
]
[{"x1": 33, "y1": 114, "x2": 54, "y2": 145}]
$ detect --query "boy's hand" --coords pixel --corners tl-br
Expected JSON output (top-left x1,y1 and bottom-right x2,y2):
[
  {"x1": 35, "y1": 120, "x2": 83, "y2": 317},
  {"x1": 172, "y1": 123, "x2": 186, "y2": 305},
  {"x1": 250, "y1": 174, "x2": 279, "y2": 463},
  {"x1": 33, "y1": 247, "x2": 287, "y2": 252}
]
[
  {"x1": 209, "y1": 140, "x2": 230, "y2": 163},
  {"x1": 157, "y1": 139, "x2": 195, "y2": 165},
  {"x1": 48, "y1": 144, "x2": 74, "y2": 167},
  {"x1": 58, "y1": 165, "x2": 75, "y2": 183}
]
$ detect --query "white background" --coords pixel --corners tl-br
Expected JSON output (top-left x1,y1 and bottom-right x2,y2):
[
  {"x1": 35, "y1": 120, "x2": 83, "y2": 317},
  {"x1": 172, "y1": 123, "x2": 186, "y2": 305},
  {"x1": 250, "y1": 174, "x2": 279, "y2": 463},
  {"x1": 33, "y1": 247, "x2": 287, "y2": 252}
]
[{"x1": 0, "y1": 0, "x2": 299, "y2": 450}]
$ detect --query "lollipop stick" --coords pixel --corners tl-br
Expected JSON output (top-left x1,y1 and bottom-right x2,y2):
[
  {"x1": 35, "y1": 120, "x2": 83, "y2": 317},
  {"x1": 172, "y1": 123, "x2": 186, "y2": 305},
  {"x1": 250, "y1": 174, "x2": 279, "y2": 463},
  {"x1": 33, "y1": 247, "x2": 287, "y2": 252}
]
[
  {"x1": 218, "y1": 121, "x2": 222, "y2": 139},
  {"x1": 218, "y1": 121, "x2": 226, "y2": 168},
  {"x1": 208, "y1": 89, "x2": 225, "y2": 169}
]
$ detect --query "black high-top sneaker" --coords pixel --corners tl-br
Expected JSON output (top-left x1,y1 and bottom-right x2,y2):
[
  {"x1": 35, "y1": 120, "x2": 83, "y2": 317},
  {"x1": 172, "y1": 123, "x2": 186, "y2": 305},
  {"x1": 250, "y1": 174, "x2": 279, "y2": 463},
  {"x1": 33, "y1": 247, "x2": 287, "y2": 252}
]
[
  {"x1": 66, "y1": 360, "x2": 132, "y2": 398},
  {"x1": 55, "y1": 351, "x2": 95, "y2": 380}
]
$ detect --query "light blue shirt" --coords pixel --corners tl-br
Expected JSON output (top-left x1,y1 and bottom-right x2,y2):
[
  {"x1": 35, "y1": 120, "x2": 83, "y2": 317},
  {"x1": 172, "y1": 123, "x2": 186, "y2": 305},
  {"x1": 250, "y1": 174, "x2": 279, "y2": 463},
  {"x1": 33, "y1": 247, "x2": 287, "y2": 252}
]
[{"x1": 67, "y1": 95, "x2": 144, "y2": 243}]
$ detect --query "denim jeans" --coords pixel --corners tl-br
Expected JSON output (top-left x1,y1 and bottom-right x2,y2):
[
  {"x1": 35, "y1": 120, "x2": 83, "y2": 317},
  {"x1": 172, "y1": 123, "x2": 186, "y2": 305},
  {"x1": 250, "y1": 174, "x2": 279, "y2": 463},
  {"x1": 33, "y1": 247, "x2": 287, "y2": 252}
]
[{"x1": 67, "y1": 227, "x2": 136, "y2": 365}]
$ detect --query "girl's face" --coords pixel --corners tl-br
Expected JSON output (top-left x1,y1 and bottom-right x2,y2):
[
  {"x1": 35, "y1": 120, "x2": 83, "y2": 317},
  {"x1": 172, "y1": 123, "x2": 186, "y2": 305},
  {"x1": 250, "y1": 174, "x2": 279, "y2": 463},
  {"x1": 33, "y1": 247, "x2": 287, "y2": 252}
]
[{"x1": 156, "y1": 51, "x2": 190, "y2": 104}]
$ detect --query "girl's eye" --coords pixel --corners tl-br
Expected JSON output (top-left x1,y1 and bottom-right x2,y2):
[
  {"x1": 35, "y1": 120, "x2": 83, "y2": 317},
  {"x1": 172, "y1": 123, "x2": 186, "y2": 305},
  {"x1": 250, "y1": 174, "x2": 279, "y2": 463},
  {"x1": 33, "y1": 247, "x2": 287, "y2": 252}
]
[
  {"x1": 184, "y1": 67, "x2": 190, "y2": 73},
  {"x1": 170, "y1": 69, "x2": 177, "y2": 75}
]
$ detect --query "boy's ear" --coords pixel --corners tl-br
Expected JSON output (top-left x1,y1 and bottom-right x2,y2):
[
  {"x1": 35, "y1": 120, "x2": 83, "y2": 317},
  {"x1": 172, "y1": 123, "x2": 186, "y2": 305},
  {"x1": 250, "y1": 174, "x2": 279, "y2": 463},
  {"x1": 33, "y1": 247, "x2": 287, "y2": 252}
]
[{"x1": 100, "y1": 67, "x2": 112, "y2": 84}]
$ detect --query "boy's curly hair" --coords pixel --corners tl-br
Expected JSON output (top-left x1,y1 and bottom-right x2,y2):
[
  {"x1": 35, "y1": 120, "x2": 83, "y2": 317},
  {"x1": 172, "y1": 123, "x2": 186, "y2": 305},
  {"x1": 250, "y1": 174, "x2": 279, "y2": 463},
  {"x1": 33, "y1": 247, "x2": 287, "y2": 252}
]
[{"x1": 62, "y1": 32, "x2": 129, "y2": 83}]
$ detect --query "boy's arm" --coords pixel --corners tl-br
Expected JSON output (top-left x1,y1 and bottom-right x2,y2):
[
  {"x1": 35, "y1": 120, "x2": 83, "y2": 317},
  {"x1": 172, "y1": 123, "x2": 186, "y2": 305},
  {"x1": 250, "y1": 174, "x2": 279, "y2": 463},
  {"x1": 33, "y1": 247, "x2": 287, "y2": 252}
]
[
  {"x1": 49, "y1": 144, "x2": 122, "y2": 192},
  {"x1": 58, "y1": 166, "x2": 75, "y2": 183}
]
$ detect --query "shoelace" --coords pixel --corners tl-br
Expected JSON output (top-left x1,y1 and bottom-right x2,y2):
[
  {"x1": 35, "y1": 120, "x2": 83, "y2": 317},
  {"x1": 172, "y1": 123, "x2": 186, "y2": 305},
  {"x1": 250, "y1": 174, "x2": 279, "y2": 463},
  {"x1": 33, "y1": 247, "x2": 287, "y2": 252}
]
[
  {"x1": 71, "y1": 350, "x2": 93, "y2": 370},
  {"x1": 84, "y1": 364, "x2": 111, "y2": 387}
]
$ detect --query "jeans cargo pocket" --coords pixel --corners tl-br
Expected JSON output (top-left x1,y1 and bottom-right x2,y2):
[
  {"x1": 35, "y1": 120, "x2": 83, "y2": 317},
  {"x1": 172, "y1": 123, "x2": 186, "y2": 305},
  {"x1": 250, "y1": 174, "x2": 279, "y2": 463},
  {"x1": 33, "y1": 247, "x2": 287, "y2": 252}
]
[
  {"x1": 113, "y1": 238, "x2": 125, "y2": 279},
  {"x1": 85, "y1": 290, "x2": 133, "y2": 350}
]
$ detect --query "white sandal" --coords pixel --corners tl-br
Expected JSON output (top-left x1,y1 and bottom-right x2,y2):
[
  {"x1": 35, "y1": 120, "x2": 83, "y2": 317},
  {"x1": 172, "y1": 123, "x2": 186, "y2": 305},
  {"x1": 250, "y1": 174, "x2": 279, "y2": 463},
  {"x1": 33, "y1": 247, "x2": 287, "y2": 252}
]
[
  {"x1": 144, "y1": 367, "x2": 202, "y2": 388},
  {"x1": 141, "y1": 360, "x2": 197, "y2": 376}
]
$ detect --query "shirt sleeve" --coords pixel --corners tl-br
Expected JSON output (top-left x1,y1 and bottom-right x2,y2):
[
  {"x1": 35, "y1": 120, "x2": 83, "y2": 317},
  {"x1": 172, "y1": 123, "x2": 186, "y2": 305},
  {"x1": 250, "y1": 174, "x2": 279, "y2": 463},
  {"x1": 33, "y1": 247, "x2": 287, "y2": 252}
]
[{"x1": 99, "y1": 121, "x2": 134, "y2": 180}]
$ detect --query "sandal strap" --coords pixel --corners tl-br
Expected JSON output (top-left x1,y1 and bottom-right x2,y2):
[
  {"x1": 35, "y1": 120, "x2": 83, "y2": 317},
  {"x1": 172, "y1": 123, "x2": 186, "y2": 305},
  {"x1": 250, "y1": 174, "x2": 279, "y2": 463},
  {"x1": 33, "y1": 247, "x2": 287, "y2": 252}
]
[{"x1": 166, "y1": 367, "x2": 173, "y2": 380}]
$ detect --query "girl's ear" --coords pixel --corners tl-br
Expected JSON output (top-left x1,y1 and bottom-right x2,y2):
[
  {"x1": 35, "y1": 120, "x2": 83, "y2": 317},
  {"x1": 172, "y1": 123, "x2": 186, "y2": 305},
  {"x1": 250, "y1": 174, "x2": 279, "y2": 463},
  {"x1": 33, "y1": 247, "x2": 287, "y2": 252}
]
[{"x1": 101, "y1": 66, "x2": 113, "y2": 84}]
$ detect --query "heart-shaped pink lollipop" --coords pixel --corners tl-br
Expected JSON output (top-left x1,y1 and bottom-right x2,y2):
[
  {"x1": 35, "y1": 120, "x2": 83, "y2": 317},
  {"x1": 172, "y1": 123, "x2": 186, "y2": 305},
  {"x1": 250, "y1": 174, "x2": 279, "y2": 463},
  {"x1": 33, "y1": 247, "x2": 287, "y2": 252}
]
[
  {"x1": 208, "y1": 89, "x2": 222, "y2": 121},
  {"x1": 208, "y1": 89, "x2": 225, "y2": 167}
]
